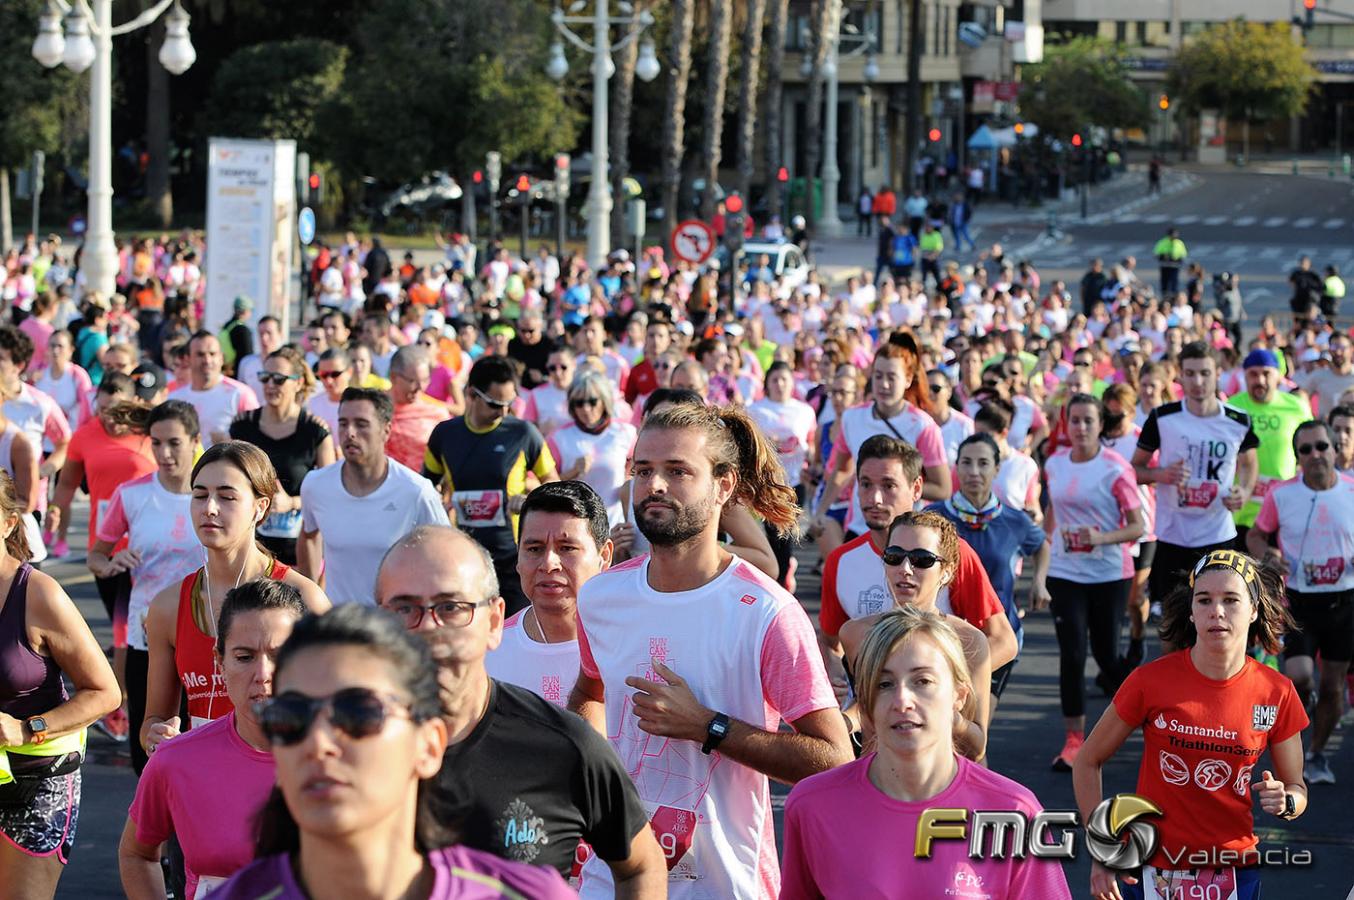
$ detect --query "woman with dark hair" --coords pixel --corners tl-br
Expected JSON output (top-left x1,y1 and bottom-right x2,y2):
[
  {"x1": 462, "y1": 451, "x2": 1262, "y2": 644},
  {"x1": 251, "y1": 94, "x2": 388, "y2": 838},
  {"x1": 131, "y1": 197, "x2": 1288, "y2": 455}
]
[
  {"x1": 1075, "y1": 551, "x2": 1307, "y2": 900},
  {"x1": 88, "y1": 400, "x2": 201, "y2": 775},
  {"x1": 749, "y1": 361, "x2": 818, "y2": 589},
  {"x1": 0, "y1": 469, "x2": 120, "y2": 898},
  {"x1": 210, "y1": 604, "x2": 572, "y2": 898},
  {"x1": 119, "y1": 579, "x2": 306, "y2": 898},
  {"x1": 229, "y1": 346, "x2": 335, "y2": 564},
  {"x1": 140, "y1": 441, "x2": 329, "y2": 757}
]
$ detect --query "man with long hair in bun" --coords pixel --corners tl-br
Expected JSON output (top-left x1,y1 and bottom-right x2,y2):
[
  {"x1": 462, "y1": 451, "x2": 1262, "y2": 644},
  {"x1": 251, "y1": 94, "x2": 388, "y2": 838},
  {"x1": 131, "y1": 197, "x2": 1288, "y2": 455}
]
[{"x1": 569, "y1": 403, "x2": 853, "y2": 899}]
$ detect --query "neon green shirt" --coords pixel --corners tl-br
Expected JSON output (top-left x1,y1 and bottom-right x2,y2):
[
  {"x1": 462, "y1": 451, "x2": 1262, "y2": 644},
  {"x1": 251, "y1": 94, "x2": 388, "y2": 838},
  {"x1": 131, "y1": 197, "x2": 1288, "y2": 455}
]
[{"x1": 1225, "y1": 390, "x2": 1311, "y2": 527}]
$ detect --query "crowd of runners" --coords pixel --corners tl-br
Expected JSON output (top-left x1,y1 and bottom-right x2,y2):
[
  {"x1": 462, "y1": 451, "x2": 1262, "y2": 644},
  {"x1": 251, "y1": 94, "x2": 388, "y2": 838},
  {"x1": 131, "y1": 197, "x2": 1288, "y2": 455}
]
[{"x1": 0, "y1": 218, "x2": 1340, "y2": 899}]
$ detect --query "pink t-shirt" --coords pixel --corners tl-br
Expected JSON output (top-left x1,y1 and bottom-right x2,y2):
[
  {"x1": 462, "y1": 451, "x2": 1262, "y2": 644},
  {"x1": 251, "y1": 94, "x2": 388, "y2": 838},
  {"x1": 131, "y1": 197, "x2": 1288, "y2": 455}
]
[
  {"x1": 781, "y1": 753, "x2": 1072, "y2": 899},
  {"x1": 830, "y1": 402, "x2": 946, "y2": 534},
  {"x1": 128, "y1": 713, "x2": 275, "y2": 900},
  {"x1": 1045, "y1": 447, "x2": 1142, "y2": 582}
]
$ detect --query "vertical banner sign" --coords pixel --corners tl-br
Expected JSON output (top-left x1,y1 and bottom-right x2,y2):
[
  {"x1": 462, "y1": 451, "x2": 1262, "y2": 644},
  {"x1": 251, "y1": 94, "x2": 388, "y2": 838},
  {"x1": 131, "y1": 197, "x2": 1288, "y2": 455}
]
[{"x1": 206, "y1": 138, "x2": 297, "y2": 341}]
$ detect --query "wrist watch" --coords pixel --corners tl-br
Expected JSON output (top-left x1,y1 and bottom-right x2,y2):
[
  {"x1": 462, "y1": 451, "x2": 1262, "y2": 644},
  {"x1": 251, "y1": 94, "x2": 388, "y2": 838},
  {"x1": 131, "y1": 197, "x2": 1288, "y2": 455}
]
[
  {"x1": 701, "y1": 713, "x2": 731, "y2": 755},
  {"x1": 1277, "y1": 791, "x2": 1298, "y2": 820},
  {"x1": 26, "y1": 716, "x2": 49, "y2": 745}
]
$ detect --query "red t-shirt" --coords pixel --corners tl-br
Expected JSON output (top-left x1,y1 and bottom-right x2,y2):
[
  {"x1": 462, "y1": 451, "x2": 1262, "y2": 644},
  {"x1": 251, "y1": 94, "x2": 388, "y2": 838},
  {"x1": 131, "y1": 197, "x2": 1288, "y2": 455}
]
[
  {"x1": 820, "y1": 532, "x2": 1001, "y2": 637},
  {"x1": 1113, "y1": 650, "x2": 1307, "y2": 869},
  {"x1": 67, "y1": 418, "x2": 156, "y2": 549},
  {"x1": 624, "y1": 359, "x2": 658, "y2": 404}
]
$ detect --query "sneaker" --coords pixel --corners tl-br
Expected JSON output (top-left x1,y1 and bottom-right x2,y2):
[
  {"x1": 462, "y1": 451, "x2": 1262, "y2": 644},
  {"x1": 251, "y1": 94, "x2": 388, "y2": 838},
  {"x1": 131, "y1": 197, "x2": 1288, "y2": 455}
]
[
  {"x1": 1307, "y1": 751, "x2": 1336, "y2": 785},
  {"x1": 1149, "y1": 601, "x2": 1163, "y2": 620},
  {"x1": 1051, "y1": 732, "x2": 1084, "y2": 772},
  {"x1": 50, "y1": 539, "x2": 69, "y2": 559},
  {"x1": 93, "y1": 707, "x2": 129, "y2": 743}
]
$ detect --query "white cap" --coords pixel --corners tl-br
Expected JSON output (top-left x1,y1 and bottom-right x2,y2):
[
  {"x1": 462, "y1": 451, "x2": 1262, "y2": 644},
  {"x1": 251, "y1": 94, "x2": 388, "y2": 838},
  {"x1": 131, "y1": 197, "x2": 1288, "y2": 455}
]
[{"x1": 675, "y1": 321, "x2": 694, "y2": 336}]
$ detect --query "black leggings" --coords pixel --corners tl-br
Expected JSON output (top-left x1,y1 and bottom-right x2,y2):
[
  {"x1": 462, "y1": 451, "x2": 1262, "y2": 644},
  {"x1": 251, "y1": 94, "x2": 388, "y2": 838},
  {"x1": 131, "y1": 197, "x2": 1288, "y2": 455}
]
[
  {"x1": 1048, "y1": 577, "x2": 1129, "y2": 718},
  {"x1": 126, "y1": 648, "x2": 149, "y2": 776}
]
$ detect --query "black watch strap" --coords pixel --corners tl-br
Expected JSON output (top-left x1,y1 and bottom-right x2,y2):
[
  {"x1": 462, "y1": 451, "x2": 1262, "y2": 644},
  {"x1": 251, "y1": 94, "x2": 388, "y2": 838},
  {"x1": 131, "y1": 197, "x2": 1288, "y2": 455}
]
[{"x1": 701, "y1": 713, "x2": 731, "y2": 755}]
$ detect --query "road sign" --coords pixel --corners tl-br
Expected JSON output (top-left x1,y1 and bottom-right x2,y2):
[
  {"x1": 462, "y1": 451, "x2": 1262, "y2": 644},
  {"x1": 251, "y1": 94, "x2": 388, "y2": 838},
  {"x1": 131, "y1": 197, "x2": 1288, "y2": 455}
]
[
  {"x1": 670, "y1": 219, "x2": 716, "y2": 264},
  {"x1": 297, "y1": 207, "x2": 316, "y2": 245}
]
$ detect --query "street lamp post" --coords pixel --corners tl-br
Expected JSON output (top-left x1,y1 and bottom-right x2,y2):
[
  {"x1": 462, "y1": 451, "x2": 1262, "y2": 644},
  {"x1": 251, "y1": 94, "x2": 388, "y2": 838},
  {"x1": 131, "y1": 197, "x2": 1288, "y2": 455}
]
[
  {"x1": 812, "y1": 1, "x2": 877, "y2": 236},
  {"x1": 32, "y1": 0, "x2": 194, "y2": 300},
  {"x1": 547, "y1": 2, "x2": 659, "y2": 271}
]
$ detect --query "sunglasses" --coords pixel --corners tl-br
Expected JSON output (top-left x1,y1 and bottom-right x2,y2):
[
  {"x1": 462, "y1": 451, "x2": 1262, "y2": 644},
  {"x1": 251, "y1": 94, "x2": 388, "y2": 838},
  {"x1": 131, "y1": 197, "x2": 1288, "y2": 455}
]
[
  {"x1": 881, "y1": 546, "x2": 945, "y2": 569},
  {"x1": 547, "y1": 364, "x2": 571, "y2": 373},
  {"x1": 258, "y1": 687, "x2": 414, "y2": 747},
  {"x1": 318, "y1": 370, "x2": 346, "y2": 381},
  {"x1": 258, "y1": 372, "x2": 300, "y2": 386},
  {"x1": 472, "y1": 387, "x2": 513, "y2": 411},
  {"x1": 929, "y1": 383, "x2": 945, "y2": 394},
  {"x1": 386, "y1": 598, "x2": 488, "y2": 629},
  {"x1": 1073, "y1": 360, "x2": 1093, "y2": 368},
  {"x1": 1298, "y1": 441, "x2": 1331, "y2": 456},
  {"x1": 654, "y1": 363, "x2": 673, "y2": 371},
  {"x1": 572, "y1": 397, "x2": 602, "y2": 408}
]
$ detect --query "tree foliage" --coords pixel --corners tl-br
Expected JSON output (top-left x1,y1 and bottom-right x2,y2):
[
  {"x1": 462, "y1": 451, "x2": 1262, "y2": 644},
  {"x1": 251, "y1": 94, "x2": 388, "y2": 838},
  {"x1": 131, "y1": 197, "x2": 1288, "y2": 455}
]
[
  {"x1": 1168, "y1": 20, "x2": 1315, "y2": 120},
  {"x1": 1018, "y1": 37, "x2": 1149, "y2": 138},
  {"x1": 0, "y1": 0, "x2": 83, "y2": 170},
  {"x1": 203, "y1": 39, "x2": 347, "y2": 147}
]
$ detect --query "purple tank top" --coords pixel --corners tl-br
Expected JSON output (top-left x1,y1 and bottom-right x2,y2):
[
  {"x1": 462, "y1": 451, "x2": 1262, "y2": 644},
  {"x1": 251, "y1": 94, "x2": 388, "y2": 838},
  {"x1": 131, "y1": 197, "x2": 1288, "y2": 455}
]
[{"x1": 0, "y1": 564, "x2": 67, "y2": 719}]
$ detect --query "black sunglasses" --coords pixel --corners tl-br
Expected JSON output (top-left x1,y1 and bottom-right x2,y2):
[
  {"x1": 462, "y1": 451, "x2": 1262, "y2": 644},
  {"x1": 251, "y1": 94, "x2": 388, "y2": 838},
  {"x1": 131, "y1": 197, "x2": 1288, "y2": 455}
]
[
  {"x1": 318, "y1": 370, "x2": 346, "y2": 381},
  {"x1": 881, "y1": 546, "x2": 945, "y2": 569},
  {"x1": 472, "y1": 387, "x2": 513, "y2": 410},
  {"x1": 547, "y1": 364, "x2": 571, "y2": 373},
  {"x1": 572, "y1": 397, "x2": 602, "y2": 408},
  {"x1": 258, "y1": 687, "x2": 413, "y2": 747},
  {"x1": 1298, "y1": 441, "x2": 1331, "y2": 456},
  {"x1": 258, "y1": 372, "x2": 300, "y2": 386}
]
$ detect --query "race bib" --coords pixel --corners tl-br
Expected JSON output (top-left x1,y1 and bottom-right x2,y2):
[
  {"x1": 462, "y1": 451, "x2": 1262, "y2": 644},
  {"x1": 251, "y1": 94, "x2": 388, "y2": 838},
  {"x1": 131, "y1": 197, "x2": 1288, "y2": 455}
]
[
  {"x1": 1303, "y1": 556, "x2": 1346, "y2": 587},
  {"x1": 1177, "y1": 481, "x2": 1219, "y2": 509},
  {"x1": 257, "y1": 508, "x2": 303, "y2": 540},
  {"x1": 1062, "y1": 527, "x2": 1095, "y2": 554},
  {"x1": 1251, "y1": 477, "x2": 1273, "y2": 500},
  {"x1": 452, "y1": 490, "x2": 508, "y2": 528},
  {"x1": 649, "y1": 803, "x2": 698, "y2": 878},
  {"x1": 1144, "y1": 866, "x2": 1238, "y2": 900},
  {"x1": 775, "y1": 434, "x2": 800, "y2": 455},
  {"x1": 194, "y1": 876, "x2": 227, "y2": 899}
]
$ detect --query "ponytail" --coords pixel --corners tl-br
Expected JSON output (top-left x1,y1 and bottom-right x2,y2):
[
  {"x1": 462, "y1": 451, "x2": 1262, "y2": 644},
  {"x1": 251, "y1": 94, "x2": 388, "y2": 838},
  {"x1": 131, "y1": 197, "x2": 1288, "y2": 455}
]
[{"x1": 880, "y1": 330, "x2": 933, "y2": 415}]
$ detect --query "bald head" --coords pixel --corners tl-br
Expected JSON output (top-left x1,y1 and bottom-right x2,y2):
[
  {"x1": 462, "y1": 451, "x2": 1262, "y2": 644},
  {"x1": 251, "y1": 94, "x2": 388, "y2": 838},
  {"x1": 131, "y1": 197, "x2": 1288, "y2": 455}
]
[{"x1": 376, "y1": 525, "x2": 499, "y2": 606}]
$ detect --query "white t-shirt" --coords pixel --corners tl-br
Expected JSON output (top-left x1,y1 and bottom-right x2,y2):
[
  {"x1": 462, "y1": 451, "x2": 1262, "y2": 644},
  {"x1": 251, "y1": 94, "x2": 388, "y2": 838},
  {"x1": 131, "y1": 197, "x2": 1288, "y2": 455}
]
[
  {"x1": 993, "y1": 451, "x2": 1040, "y2": 511},
  {"x1": 546, "y1": 423, "x2": 638, "y2": 527},
  {"x1": 964, "y1": 394, "x2": 1045, "y2": 451},
  {"x1": 35, "y1": 366, "x2": 89, "y2": 437},
  {"x1": 305, "y1": 393, "x2": 341, "y2": 441},
  {"x1": 936, "y1": 410, "x2": 975, "y2": 464},
  {"x1": 236, "y1": 354, "x2": 265, "y2": 401},
  {"x1": 1298, "y1": 366, "x2": 1354, "y2": 417},
  {"x1": 1045, "y1": 448, "x2": 1141, "y2": 583},
  {"x1": 1255, "y1": 475, "x2": 1354, "y2": 592},
  {"x1": 1136, "y1": 401, "x2": 1258, "y2": 547},
  {"x1": 300, "y1": 460, "x2": 450, "y2": 605},
  {"x1": 96, "y1": 473, "x2": 200, "y2": 650},
  {"x1": 484, "y1": 610, "x2": 580, "y2": 707},
  {"x1": 1104, "y1": 427, "x2": 1157, "y2": 543},
  {"x1": 169, "y1": 378, "x2": 260, "y2": 447},
  {"x1": 6, "y1": 382, "x2": 71, "y2": 512},
  {"x1": 521, "y1": 383, "x2": 572, "y2": 437},
  {"x1": 832, "y1": 403, "x2": 946, "y2": 534},
  {"x1": 748, "y1": 398, "x2": 818, "y2": 488},
  {"x1": 575, "y1": 555, "x2": 837, "y2": 899}
]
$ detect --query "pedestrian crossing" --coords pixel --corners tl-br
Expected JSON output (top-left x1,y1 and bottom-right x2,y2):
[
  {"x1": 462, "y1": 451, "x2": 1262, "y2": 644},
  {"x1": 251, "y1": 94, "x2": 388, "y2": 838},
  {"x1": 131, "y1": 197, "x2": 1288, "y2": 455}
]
[
  {"x1": 1030, "y1": 239, "x2": 1354, "y2": 276},
  {"x1": 1107, "y1": 211, "x2": 1349, "y2": 230}
]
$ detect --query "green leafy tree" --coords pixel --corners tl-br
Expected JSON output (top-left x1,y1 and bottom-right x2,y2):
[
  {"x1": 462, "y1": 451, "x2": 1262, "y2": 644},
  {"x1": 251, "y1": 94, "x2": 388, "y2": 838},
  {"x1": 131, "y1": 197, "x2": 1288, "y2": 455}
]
[
  {"x1": 1019, "y1": 37, "x2": 1149, "y2": 139},
  {"x1": 0, "y1": 0, "x2": 82, "y2": 252},
  {"x1": 1168, "y1": 19, "x2": 1315, "y2": 159},
  {"x1": 204, "y1": 39, "x2": 348, "y2": 145}
]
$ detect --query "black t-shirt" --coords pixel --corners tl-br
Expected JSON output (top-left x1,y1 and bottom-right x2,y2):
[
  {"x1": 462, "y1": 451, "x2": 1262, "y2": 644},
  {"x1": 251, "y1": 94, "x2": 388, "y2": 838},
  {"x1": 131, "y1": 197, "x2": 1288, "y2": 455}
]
[
  {"x1": 508, "y1": 338, "x2": 554, "y2": 390},
  {"x1": 228, "y1": 409, "x2": 331, "y2": 564},
  {"x1": 435, "y1": 680, "x2": 648, "y2": 876}
]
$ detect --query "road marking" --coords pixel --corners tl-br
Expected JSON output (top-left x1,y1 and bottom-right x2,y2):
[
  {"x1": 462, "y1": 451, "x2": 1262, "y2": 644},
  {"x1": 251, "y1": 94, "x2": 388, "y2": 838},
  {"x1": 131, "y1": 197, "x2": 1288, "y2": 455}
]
[
  {"x1": 1293, "y1": 217, "x2": 1318, "y2": 228},
  {"x1": 1262, "y1": 216, "x2": 1287, "y2": 227},
  {"x1": 1234, "y1": 216, "x2": 1257, "y2": 226},
  {"x1": 1325, "y1": 218, "x2": 1346, "y2": 229},
  {"x1": 1114, "y1": 213, "x2": 1142, "y2": 224},
  {"x1": 1203, "y1": 216, "x2": 1228, "y2": 226},
  {"x1": 1258, "y1": 246, "x2": 1283, "y2": 259},
  {"x1": 1189, "y1": 243, "x2": 1217, "y2": 258},
  {"x1": 1173, "y1": 215, "x2": 1198, "y2": 225},
  {"x1": 1142, "y1": 214, "x2": 1170, "y2": 224}
]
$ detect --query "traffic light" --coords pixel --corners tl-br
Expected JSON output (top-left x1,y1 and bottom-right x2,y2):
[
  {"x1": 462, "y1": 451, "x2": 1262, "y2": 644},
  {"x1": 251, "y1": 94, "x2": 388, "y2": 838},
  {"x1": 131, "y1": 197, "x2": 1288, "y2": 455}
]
[
  {"x1": 776, "y1": 166, "x2": 789, "y2": 183},
  {"x1": 1013, "y1": 122, "x2": 1025, "y2": 135},
  {"x1": 928, "y1": 128, "x2": 942, "y2": 142},
  {"x1": 515, "y1": 173, "x2": 530, "y2": 193},
  {"x1": 724, "y1": 193, "x2": 745, "y2": 251},
  {"x1": 1158, "y1": 94, "x2": 1170, "y2": 111},
  {"x1": 307, "y1": 171, "x2": 323, "y2": 204},
  {"x1": 1071, "y1": 133, "x2": 1083, "y2": 147},
  {"x1": 1305, "y1": 0, "x2": 1316, "y2": 30},
  {"x1": 472, "y1": 170, "x2": 483, "y2": 184},
  {"x1": 725, "y1": 193, "x2": 744, "y2": 214},
  {"x1": 554, "y1": 154, "x2": 571, "y2": 199}
]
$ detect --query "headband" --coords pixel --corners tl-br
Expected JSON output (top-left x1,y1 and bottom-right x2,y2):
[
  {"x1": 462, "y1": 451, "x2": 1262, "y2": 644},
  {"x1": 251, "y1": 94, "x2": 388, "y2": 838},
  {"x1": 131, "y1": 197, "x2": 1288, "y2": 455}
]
[{"x1": 1189, "y1": 550, "x2": 1260, "y2": 595}]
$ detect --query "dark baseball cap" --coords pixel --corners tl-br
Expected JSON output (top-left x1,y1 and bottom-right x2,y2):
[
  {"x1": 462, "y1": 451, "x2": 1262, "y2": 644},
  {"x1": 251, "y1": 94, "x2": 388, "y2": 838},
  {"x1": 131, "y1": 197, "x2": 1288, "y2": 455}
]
[{"x1": 131, "y1": 363, "x2": 168, "y2": 402}]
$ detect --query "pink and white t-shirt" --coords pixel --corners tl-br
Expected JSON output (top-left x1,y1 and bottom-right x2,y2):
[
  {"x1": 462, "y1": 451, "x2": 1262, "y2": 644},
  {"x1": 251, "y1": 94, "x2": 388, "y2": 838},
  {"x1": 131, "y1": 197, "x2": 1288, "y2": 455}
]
[
  {"x1": 128, "y1": 712, "x2": 275, "y2": 900},
  {"x1": 747, "y1": 398, "x2": 818, "y2": 488},
  {"x1": 831, "y1": 402, "x2": 946, "y2": 534},
  {"x1": 35, "y1": 364, "x2": 94, "y2": 436},
  {"x1": 1045, "y1": 447, "x2": 1141, "y2": 582},
  {"x1": 97, "y1": 472, "x2": 200, "y2": 651},
  {"x1": 1103, "y1": 427, "x2": 1157, "y2": 543},
  {"x1": 1255, "y1": 474, "x2": 1354, "y2": 592},
  {"x1": 781, "y1": 753, "x2": 1072, "y2": 899},
  {"x1": 547, "y1": 422, "x2": 638, "y2": 527},
  {"x1": 965, "y1": 394, "x2": 1046, "y2": 451},
  {"x1": 522, "y1": 383, "x2": 572, "y2": 437},
  {"x1": 937, "y1": 410, "x2": 975, "y2": 464},
  {"x1": 169, "y1": 377, "x2": 260, "y2": 446},
  {"x1": 992, "y1": 451, "x2": 1040, "y2": 512},
  {"x1": 485, "y1": 610, "x2": 580, "y2": 707},
  {"x1": 5, "y1": 381, "x2": 71, "y2": 512},
  {"x1": 575, "y1": 554, "x2": 837, "y2": 899}
]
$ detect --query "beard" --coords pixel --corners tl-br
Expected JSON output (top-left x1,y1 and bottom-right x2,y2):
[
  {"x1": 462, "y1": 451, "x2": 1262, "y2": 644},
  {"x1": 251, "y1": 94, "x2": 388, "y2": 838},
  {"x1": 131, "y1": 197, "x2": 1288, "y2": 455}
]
[{"x1": 635, "y1": 491, "x2": 717, "y2": 547}]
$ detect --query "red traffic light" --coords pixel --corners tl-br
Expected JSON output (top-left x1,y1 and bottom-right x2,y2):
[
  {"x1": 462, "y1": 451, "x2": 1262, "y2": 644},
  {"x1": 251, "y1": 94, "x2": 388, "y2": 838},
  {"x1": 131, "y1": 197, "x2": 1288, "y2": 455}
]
[
  {"x1": 515, "y1": 174, "x2": 530, "y2": 192},
  {"x1": 1304, "y1": 0, "x2": 1317, "y2": 10},
  {"x1": 555, "y1": 154, "x2": 570, "y2": 171},
  {"x1": 307, "y1": 173, "x2": 320, "y2": 190},
  {"x1": 1071, "y1": 133, "x2": 1083, "y2": 147},
  {"x1": 472, "y1": 170, "x2": 483, "y2": 184},
  {"x1": 928, "y1": 128, "x2": 942, "y2": 142},
  {"x1": 776, "y1": 166, "x2": 789, "y2": 183},
  {"x1": 725, "y1": 194, "x2": 744, "y2": 214}
]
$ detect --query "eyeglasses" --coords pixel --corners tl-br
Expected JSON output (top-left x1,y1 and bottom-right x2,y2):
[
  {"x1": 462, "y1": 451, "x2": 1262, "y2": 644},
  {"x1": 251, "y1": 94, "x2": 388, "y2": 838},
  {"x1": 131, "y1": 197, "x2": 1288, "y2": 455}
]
[
  {"x1": 881, "y1": 546, "x2": 945, "y2": 569},
  {"x1": 318, "y1": 370, "x2": 346, "y2": 381},
  {"x1": 472, "y1": 386, "x2": 513, "y2": 411},
  {"x1": 258, "y1": 372, "x2": 300, "y2": 386},
  {"x1": 386, "y1": 598, "x2": 489, "y2": 629},
  {"x1": 572, "y1": 397, "x2": 602, "y2": 409},
  {"x1": 547, "y1": 364, "x2": 571, "y2": 373},
  {"x1": 1073, "y1": 359, "x2": 1093, "y2": 368},
  {"x1": 1298, "y1": 441, "x2": 1331, "y2": 456},
  {"x1": 257, "y1": 687, "x2": 414, "y2": 747},
  {"x1": 519, "y1": 329, "x2": 539, "y2": 336},
  {"x1": 654, "y1": 362, "x2": 673, "y2": 371}
]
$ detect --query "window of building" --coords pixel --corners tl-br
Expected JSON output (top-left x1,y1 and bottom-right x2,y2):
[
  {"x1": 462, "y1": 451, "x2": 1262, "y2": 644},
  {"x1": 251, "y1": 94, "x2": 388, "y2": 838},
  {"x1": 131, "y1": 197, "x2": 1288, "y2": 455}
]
[
  {"x1": 1135, "y1": 21, "x2": 1148, "y2": 45},
  {"x1": 943, "y1": 5, "x2": 951, "y2": 55},
  {"x1": 1115, "y1": 21, "x2": 1128, "y2": 44}
]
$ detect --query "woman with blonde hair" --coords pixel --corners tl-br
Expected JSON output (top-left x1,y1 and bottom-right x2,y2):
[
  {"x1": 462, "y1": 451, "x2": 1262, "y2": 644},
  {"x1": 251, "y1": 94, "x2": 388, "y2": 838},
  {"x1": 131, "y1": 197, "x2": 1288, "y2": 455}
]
[
  {"x1": 547, "y1": 370, "x2": 637, "y2": 527},
  {"x1": 782, "y1": 607, "x2": 1071, "y2": 898},
  {"x1": 229, "y1": 347, "x2": 335, "y2": 564}
]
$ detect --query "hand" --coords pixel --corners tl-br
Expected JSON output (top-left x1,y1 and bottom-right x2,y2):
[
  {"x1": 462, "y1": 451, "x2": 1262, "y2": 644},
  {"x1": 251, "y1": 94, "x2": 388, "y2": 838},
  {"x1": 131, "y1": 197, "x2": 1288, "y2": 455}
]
[
  {"x1": 0, "y1": 712, "x2": 27, "y2": 748},
  {"x1": 271, "y1": 487, "x2": 293, "y2": 516},
  {"x1": 623, "y1": 659, "x2": 713, "y2": 743},
  {"x1": 1030, "y1": 580, "x2": 1052, "y2": 611},
  {"x1": 1253, "y1": 769, "x2": 1290, "y2": 817},
  {"x1": 1089, "y1": 860, "x2": 1135, "y2": 900},
  {"x1": 144, "y1": 716, "x2": 181, "y2": 754},
  {"x1": 826, "y1": 654, "x2": 850, "y2": 705},
  {"x1": 609, "y1": 522, "x2": 636, "y2": 555},
  {"x1": 1264, "y1": 548, "x2": 1290, "y2": 577},
  {"x1": 109, "y1": 548, "x2": 142, "y2": 574},
  {"x1": 1078, "y1": 525, "x2": 1104, "y2": 547},
  {"x1": 43, "y1": 506, "x2": 61, "y2": 534},
  {"x1": 1222, "y1": 484, "x2": 1248, "y2": 512},
  {"x1": 1158, "y1": 459, "x2": 1190, "y2": 487}
]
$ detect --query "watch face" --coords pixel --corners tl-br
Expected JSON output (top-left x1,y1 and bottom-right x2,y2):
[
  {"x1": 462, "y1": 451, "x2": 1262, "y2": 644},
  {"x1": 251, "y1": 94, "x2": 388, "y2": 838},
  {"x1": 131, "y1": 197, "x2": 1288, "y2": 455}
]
[{"x1": 28, "y1": 717, "x2": 47, "y2": 733}]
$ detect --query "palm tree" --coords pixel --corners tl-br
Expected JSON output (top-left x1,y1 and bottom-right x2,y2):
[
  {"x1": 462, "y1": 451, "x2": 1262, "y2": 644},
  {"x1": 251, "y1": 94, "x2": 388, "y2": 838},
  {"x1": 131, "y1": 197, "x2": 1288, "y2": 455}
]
[
  {"x1": 735, "y1": 0, "x2": 767, "y2": 202},
  {"x1": 800, "y1": 0, "x2": 834, "y2": 229},
  {"x1": 698, "y1": 0, "x2": 734, "y2": 220},
  {"x1": 761, "y1": 0, "x2": 788, "y2": 221},
  {"x1": 660, "y1": 0, "x2": 695, "y2": 240}
]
